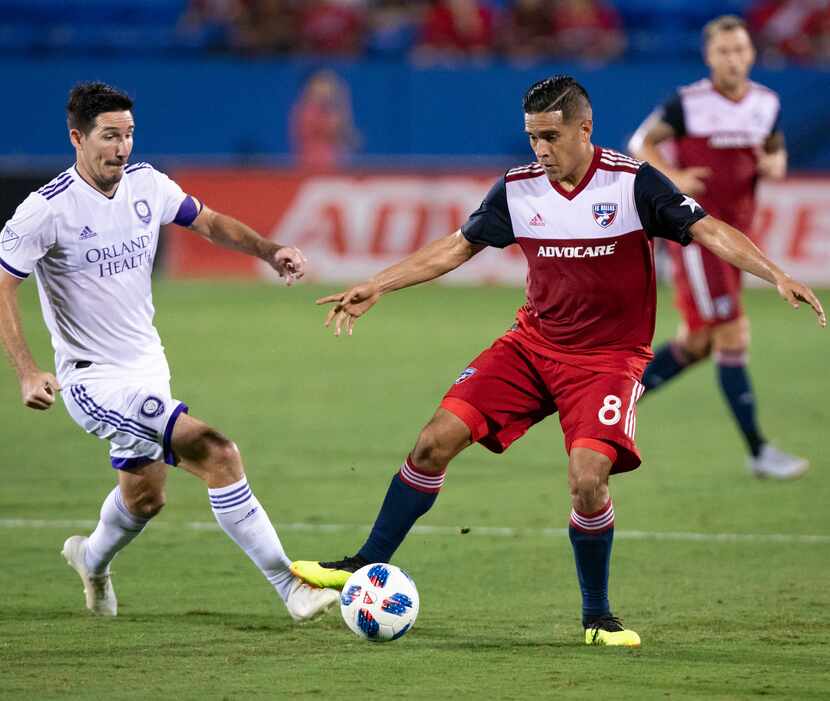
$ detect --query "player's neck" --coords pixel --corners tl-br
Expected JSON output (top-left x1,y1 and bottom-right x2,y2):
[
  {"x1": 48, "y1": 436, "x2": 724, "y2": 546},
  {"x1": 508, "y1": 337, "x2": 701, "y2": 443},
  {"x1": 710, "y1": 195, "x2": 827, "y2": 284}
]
[
  {"x1": 74, "y1": 160, "x2": 119, "y2": 198},
  {"x1": 710, "y1": 76, "x2": 749, "y2": 102},
  {"x1": 554, "y1": 145, "x2": 595, "y2": 191}
]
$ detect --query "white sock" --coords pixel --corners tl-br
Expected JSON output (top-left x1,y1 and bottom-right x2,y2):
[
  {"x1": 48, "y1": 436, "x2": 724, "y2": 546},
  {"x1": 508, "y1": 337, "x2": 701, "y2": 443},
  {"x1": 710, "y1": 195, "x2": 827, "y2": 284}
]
[
  {"x1": 85, "y1": 486, "x2": 150, "y2": 575},
  {"x1": 208, "y1": 476, "x2": 294, "y2": 601}
]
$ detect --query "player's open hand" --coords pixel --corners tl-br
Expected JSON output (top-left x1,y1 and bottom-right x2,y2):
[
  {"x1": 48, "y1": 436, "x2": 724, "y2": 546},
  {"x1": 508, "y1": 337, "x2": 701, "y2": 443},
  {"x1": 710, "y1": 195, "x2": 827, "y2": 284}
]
[
  {"x1": 775, "y1": 275, "x2": 826, "y2": 327},
  {"x1": 673, "y1": 167, "x2": 711, "y2": 196},
  {"x1": 270, "y1": 246, "x2": 307, "y2": 286},
  {"x1": 316, "y1": 282, "x2": 381, "y2": 336},
  {"x1": 21, "y1": 370, "x2": 61, "y2": 410}
]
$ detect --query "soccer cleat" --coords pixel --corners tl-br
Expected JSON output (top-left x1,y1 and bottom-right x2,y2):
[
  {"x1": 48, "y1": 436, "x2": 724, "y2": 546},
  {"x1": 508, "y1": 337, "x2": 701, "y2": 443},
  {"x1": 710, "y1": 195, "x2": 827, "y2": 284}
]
[
  {"x1": 284, "y1": 576, "x2": 340, "y2": 622},
  {"x1": 748, "y1": 444, "x2": 809, "y2": 480},
  {"x1": 61, "y1": 535, "x2": 117, "y2": 616},
  {"x1": 584, "y1": 614, "x2": 641, "y2": 647},
  {"x1": 289, "y1": 554, "x2": 368, "y2": 590}
]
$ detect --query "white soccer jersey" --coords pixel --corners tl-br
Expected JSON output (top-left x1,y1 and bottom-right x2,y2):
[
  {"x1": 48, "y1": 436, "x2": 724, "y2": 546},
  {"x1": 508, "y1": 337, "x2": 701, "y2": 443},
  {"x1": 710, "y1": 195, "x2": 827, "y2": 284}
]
[{"x1": 0, "y1": 162, "x2": 192, "y2": 383}]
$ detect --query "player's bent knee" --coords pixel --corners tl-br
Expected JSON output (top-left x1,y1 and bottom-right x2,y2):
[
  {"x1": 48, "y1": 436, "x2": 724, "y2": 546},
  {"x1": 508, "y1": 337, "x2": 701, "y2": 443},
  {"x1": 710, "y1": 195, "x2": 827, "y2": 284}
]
[
  {"x1": 411, "y1": 412, "x2": 471, "y2": 473},
  {"x1": 123, "y1": 490, "x2": 166, "y2": 519},
  {"x1": 712, "y1": 316, "x2": 750, "y2": 352}
]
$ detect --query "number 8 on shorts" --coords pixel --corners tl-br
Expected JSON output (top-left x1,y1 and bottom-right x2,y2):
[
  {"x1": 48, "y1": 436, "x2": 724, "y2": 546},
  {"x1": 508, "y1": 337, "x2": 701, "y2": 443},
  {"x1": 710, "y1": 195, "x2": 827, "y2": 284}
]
[{"x1": 597, "y1": 395, "x2": 622, "y2": 426}]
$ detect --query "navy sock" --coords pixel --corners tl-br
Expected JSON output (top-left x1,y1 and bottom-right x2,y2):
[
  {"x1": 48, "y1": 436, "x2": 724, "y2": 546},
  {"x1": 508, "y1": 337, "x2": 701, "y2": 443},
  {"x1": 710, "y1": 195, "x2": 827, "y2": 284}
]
[
  {"x1": 357, "y1": 456, "x2": 445, "y2": 563},
  {"x1": 716, "y1": 350, "x2": 765, "y2": 457},
  {"x1": 642, "y1": 341, "x2": 692, "y2": 393},
  {"x1": 569, "y1": 501, "x2": 615, "y2": 626}
]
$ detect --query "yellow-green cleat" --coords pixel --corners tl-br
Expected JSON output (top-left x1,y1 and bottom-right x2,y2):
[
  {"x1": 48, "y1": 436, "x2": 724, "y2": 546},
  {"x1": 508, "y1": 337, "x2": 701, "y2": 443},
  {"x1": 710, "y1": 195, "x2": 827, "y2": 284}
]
[
  {"x1": 584, "y1": 614, "x2": 641, "y2": 647},
  {"x1": 289, "y1": 555, "x2": 367, "y2": 590}
]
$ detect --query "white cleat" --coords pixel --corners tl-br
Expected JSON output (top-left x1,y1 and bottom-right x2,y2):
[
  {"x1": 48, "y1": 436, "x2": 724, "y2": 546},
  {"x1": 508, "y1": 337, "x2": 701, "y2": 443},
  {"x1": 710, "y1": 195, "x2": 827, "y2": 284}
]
[
  {"x1": 284, "y1": 575, "x2": 340, "y2": 622},
  {"x1": 61, "y1": 535, "x2": 117, "y2": 616},
  {"x1": 748, "y1": 444, "x2": 809, "y2": 480}
]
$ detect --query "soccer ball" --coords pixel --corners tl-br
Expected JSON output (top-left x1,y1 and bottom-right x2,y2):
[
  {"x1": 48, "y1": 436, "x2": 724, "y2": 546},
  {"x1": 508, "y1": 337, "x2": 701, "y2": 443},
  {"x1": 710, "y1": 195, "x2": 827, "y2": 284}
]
[{"x1": 339, "y1": 563, "x2": 419, "y2": 642}]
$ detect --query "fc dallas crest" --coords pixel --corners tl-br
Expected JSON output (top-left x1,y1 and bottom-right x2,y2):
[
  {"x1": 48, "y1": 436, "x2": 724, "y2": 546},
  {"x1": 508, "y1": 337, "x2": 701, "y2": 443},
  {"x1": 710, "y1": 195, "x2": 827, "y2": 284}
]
[{"x1": 592, "y1": 202, "x2": 618, "y2": 228}]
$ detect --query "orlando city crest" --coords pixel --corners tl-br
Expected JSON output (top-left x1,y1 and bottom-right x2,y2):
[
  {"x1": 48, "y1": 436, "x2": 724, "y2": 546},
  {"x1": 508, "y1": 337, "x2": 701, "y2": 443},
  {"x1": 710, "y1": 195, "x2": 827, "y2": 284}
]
[
  {"x1": 133, "y1": 199, "x2": 152, "y2": 225},
  {"x1": 592, "y1": 202, "x2": 617, "y2": 228}
]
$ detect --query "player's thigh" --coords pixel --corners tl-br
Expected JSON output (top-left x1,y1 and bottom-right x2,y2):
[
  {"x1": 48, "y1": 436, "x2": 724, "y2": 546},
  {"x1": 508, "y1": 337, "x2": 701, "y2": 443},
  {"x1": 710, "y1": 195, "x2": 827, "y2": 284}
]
[
  {"x1": 553, "y1": 370, "x2": 644, "y2": 474},
  {"x1": 440, "y1": 336, "x2": 555, "y2": 453}
]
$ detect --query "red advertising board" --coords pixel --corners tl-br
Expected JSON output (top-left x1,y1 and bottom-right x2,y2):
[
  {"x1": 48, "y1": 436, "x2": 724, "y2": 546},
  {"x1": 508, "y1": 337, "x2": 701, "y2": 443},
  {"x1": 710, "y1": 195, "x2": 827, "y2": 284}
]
[{"x1": 166, "y1": 170, "x2": 830, "y2": 285}]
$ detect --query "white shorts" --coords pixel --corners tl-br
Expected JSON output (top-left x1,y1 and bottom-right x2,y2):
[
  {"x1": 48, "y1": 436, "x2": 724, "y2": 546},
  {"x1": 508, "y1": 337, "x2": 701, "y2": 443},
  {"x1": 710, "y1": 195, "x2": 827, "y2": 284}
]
[{"x1": 63, "y1": 381, "x2": 189, "y2": 470}]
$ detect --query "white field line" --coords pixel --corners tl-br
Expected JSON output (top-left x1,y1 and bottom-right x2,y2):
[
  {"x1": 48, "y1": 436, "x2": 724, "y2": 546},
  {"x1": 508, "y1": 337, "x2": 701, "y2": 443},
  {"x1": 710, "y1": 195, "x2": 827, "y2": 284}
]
[{"x1": 0, "y1": 518, "x2": 828, "y2": 545}]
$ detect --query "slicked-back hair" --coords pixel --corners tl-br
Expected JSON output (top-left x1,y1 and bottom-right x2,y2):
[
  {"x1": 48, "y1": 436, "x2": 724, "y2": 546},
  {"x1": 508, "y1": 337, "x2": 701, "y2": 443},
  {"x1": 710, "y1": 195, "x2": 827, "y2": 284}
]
[
  {"x1": 522, "y1": 76, "x2": 592, "y2": 122},
  {"x1": 702, "y1": 15, "x2": 748, "y2": 47},
  {"x1": 67, "y1": 82, "x2": 133, "y2": 135}
]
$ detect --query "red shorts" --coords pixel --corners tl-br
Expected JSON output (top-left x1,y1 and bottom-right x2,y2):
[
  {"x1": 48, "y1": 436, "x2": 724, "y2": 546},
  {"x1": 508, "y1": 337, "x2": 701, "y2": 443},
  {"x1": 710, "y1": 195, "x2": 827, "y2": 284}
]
[
  {"x1": 670, "y1": 241, "x2": 743, "y2": 332},
  {"x1": 441, "y1": 334, "x2": 645, "y2": 474}
]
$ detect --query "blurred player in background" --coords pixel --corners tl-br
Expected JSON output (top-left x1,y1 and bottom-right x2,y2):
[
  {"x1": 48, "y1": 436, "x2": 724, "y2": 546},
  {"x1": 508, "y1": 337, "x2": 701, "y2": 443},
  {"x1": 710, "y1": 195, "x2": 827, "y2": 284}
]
[
  {"x1": 291, "y1": 76, "x2": 825, "y2": 647},
  {"x1": 628, "y1": 16, "x2": 803, "y2": 479},
  {"x1": 0, "y1": 82, "x2": 338, "y2": 621}
]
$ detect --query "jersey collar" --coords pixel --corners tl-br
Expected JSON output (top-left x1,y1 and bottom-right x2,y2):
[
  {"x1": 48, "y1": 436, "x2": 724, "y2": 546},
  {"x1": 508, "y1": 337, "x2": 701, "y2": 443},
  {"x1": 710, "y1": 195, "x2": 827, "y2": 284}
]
[
  {"x1": 549, "y1": 145, "x2": 601, "y2": 201},
  {"x1": 72, "y1": 164, "x2": 123, "y2": 201}
]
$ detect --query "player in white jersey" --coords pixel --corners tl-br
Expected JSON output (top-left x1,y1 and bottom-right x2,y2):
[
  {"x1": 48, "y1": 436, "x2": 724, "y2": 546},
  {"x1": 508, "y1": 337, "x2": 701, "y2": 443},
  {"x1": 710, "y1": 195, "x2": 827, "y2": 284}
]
[{"x1": 0, "y1": 82, "x2": 339, "y2": 620}]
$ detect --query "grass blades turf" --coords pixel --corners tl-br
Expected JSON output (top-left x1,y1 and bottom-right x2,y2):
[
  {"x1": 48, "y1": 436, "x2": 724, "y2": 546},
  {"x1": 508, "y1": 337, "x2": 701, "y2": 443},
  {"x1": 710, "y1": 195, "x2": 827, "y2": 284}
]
[{"x1": 1, "y1": 280, "x2": 828, "y2": 699}]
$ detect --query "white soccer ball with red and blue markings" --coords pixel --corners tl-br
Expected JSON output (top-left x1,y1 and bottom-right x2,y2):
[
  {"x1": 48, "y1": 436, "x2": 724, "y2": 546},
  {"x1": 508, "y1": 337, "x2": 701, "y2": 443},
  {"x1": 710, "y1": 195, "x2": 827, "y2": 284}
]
[{"x1": 340, "y1": 563, "x2": 419, "y2": 642}]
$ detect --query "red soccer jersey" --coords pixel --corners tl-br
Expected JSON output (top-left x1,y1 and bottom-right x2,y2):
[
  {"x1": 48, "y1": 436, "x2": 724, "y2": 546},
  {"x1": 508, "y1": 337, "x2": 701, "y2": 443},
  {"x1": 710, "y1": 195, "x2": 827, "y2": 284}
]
[
  {"x1": 658, "y1": 79, "x2": 781, "y2": 232},
  {"x1": 461, "y1": 147, "x2": 707, "y2": 377}
]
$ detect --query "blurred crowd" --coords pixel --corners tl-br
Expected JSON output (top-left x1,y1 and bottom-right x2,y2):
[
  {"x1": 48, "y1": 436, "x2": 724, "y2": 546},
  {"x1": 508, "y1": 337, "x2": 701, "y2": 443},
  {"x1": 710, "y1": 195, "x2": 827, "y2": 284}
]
[
  {"x1": 175, "y1": 0, "x2": 830, "y2": 65},
  {"x1": 2, "y1": 0, "x2": 828, "y2": 65}
]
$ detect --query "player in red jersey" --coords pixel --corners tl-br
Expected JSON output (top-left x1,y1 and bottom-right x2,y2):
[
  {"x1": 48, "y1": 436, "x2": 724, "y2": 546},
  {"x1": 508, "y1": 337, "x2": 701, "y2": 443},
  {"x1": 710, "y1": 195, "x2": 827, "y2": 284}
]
[
  {"x1": 628, "y1": 16, "x2": 803, "y2": 479},
  {"x1": 291, "y1": 76, "x2": 824, "y2": 646}
]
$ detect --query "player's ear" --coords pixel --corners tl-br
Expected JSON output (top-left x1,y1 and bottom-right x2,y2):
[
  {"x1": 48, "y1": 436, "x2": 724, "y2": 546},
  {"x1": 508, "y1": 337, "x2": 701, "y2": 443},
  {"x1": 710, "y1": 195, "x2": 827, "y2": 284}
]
[
  {"x1": 69, "y1": 128, "x2": 83, "y2": 150},
  {"x1": 580, "y1": 119, "x2": 593, "y2": 143}
]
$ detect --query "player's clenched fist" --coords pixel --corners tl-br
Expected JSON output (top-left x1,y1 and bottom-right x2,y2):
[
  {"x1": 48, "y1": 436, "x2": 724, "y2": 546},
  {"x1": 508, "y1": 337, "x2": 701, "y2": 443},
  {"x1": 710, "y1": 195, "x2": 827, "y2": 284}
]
[
  {"x1": 270, "y1": 246, "x2": 307, "y2": 286},
  {"x1": 21, "y1": 370, "x2": 61, "y2": 410}
]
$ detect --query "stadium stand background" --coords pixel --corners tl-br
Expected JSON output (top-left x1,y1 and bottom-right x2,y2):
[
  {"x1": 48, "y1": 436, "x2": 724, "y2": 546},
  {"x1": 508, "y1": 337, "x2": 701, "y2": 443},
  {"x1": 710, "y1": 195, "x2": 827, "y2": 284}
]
[{"x1": 0, "y1": 0, "x2": 827, "y2": 284}]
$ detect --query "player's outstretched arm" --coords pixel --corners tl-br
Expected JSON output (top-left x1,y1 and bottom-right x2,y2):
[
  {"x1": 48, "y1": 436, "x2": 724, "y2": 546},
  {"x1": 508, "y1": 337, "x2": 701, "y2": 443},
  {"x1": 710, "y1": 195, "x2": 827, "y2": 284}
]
[
  {"x1": 317, "y1": 230, "x2": 483, "y2": 336},
  {"x1": 691, "y1": 215, "x2": 826, "y2": 327},
  {"x1": 0, "y1": 273, "x2": 61, "y2": 409},
  {"x1": 188, "y1": 202, "x2": 307, "y2": 286}
]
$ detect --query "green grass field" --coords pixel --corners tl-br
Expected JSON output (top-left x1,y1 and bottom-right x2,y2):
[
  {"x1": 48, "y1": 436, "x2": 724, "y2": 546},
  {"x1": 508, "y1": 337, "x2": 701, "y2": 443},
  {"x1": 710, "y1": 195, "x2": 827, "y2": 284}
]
[{"x1": 1, "y1": 280, "x2": 828, "y2": 700}]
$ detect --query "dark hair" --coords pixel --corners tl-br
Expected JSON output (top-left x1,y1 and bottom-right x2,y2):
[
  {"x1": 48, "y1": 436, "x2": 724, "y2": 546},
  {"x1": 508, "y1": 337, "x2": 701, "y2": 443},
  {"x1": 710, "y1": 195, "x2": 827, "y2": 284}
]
[
  {"x1": 66, "y1": 82, "x2": 133, "y2": 134},
  {"x1": 522, "y1": 76, "x2": 592, "y2": 121},
  {"x1": 702, "y1": 15, "x2": 748, "y2": 47}
]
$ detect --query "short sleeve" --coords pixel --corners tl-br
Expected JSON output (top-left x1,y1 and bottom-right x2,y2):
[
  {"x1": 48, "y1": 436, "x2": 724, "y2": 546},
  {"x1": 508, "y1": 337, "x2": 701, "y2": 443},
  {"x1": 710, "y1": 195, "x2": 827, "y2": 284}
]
[
  {"x1": 634, "y1": 163, "x2": 707, "y2": 245},
  {"x1": 659, "y1": 92, "x2": 686, "y2": 138},
  {"x1": 461, "y1": 177, "x2": 515, "y2": 249},
  {"x1": 0, "y1": 193, "x2": 55, "y2": 280},
  {"x1": 153, "y1": 168, "x2": 189, "y2": 226}
]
